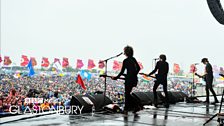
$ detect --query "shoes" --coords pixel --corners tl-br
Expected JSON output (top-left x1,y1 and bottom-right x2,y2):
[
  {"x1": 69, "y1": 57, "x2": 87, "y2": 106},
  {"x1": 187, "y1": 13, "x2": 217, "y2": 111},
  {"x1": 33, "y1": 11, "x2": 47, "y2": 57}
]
[
  {"x1": 164, "y1": 103, "x2": 169, "y2": 108},
  {"x1": 123, "y1": 110, "x2": 128, "y2": 115},
  {"x1": 133, "y1": 106, "x2": 141, "y2": 114},
  {"x1": 211, "y1": 101, "x2": 219, "y2": 105},
  {"x1": 202, "y1": 101, "x2": 210, "y2": 104}
]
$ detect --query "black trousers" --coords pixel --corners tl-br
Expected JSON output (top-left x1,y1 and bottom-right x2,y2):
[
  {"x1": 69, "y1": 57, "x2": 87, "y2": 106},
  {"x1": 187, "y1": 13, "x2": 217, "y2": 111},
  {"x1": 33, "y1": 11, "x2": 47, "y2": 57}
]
[
  {"x1": 124, "y1": 83, "x2": 141, "y2": 111},
  {"x1": 205, "y1": 76, "x2": 218, "y2": 102},
  {"x1": 153, "y1": 79, "x2": 169, "y2": 104}
]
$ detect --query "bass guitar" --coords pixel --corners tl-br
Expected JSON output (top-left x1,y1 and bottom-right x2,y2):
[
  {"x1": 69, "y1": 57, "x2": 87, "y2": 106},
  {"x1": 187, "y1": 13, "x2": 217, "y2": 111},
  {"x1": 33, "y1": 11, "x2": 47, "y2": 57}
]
[{"x1": 195, "y1": 73, "x2": 206, "y2": 81}]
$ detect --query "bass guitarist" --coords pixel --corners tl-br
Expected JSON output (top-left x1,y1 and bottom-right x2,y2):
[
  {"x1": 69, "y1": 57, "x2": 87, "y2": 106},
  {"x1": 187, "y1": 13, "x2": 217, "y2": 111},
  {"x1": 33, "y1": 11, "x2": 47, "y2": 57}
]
[
  {"x1": 195, "y1": 58, "x2": 219, "y2": 104},
  {"x1": 140, "y1": 54, "x2": 169, "y2": 108}
]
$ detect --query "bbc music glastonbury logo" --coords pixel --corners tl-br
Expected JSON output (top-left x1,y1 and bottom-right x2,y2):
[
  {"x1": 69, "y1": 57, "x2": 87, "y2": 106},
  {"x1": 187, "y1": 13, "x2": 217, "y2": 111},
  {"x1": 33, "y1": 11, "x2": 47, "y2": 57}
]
[
  {"x1": 9, "y1": 105, "x2": 85, "y2": 115},
  {"x1": 8, "y1": 98, "x2": 85, "y2": 115}
]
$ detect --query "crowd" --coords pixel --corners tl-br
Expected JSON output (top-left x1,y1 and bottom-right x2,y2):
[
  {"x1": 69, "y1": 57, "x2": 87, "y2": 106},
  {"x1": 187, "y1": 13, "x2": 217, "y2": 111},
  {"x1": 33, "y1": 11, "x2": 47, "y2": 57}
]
[{"x1": 0, "y1": 71, "x2": 199, "y2": 113}]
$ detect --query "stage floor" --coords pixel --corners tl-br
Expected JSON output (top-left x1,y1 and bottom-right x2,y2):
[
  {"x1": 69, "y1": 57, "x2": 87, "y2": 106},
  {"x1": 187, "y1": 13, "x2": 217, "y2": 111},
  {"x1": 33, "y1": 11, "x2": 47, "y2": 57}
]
[{"x1": 1, "y1": 97, "x2": 223, "y2": 126}]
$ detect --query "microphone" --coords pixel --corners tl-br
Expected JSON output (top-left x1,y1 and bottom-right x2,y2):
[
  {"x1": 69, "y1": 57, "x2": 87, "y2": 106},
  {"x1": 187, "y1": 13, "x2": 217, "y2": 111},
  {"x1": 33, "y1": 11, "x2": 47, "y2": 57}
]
[
  {"x1": 153, "y1": 58, "x2": 159, "y2": 60},
  {"x1": 194, "y1": 63, "x2": 199, "y2": 65},
  {"x1": 116, "y1": 52, "x2": 123, "y2": 57}
]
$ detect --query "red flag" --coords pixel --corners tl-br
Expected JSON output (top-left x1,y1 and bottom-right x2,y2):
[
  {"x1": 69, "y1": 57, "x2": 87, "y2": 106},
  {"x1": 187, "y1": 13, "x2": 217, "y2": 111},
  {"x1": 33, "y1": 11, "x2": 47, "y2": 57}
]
[
  {"x1": 76, "y1": 59, "x2": 84, "y2": 69},
  {"x1": 190, "y1": 64, "x2": 197, "y2": 73},
  {"x1": 98, "y1": 60, "x2": 105, "y2": 69},
  {"x1": 30, "y1": 57, "x2": 37, "y2": 66},
  {"x1": 76, "y1": 74, "x2": 86, "y2": 90},
  {"x1": 173, "y1": 63, "x2": 180, "y2": 74},
  {"x1": 41, "y1": 57, "x2": 50, "y2": 67},
  {"x1": 54, "y1": 58, "x2": 61, "y2": 65},
  {"x1": 0, "y1": 55, "x2": 2, "y2": 63},
  {"x1": 138, "y1": 61, "x2": 143, "y2": 70},
  {"x1": 88, "y1": 59, "x2": 96, "y2": 69},
  {"x1": 20, "y1": 55, "x2": 29, "y2": 66},
  {"x1": 62, "y1": 57, "x2": 69, "y2": 68},
  {"x1": 113, "y1": 60, "x2": 122, "y2": 71},
  {"x1": 4, "y1": 56, "x2": 12, "y2": 66}
]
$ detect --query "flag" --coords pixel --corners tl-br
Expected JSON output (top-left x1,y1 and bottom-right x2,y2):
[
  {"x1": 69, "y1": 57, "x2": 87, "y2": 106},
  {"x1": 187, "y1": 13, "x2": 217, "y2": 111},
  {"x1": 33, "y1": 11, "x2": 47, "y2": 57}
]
[
  {"x1": 220, "y1": 67, "x2": 224, "y2": 74},
  {"x1": 76, "y1": 74, "x2": 86, "y2": 90},
  {"x1": 27, "y1": 59, "x2": 35, "y2": 76},
  {"x1": 173, "y1": 63, "x2": 180, "y2": 74},
  {"x1": 21, "y1": 55, "x2": 29, "y2": 66},
  {"x1": 98, "y1": 60, "x2": 105, "y2": 69},
  {"x1": 41, "y1": 57, "x2": 50, "y2": 67},
  {"x1": 113, "y1": 60, "x2": 122, "y2": 71},
  {"x1": 80, "y1": 70, "x2": 92, "y2": 81},
  {"x1": 76, "y1": 59, "x2": 84, "y2": 69},
  {"x1": 88, "y1": 59, "x2": 96, "y2": 69},
  {"x1": 138, "y1": 61, "x2": 143, "y2": 70},
  {"x1": 30, "y1": 57, "x2": 37, "y2": 66},
  {"x1": 62, "y1": 57, "x2": 69, "y2": 68},
  {"x1": 52, "y1": 58, "x2": 62, "y2": 72},
  {"x1": 4, "y1": 56, "x2": 12, "y2": 66},
  {"x1": 190, "y1": 64, "x2": 197, "y2": 73},
  {"x1": 0, "y1": 55, "x2": 2, "y2": 63},
  {"x1": 54, "y1": 58, "x2": 61, "y2": 65}
]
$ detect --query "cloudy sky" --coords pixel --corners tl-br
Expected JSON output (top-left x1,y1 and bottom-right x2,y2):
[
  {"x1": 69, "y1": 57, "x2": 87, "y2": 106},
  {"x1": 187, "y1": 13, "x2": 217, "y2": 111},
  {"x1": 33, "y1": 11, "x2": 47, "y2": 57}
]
[{"x1": 1, "y1": 0, "x2": 224, "y2": 73}]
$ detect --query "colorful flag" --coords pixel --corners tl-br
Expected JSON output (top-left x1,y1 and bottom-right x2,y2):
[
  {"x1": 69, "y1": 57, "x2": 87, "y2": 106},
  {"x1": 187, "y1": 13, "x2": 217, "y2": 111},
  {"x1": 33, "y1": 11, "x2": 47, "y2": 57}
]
[
  {"x1": 54, "y1": 58, "x2": 61, "y2": 65},
  {"x1": 80, "y1": 70, "x2": 92, "y2": 81},
  {"x1": 88, "y1": 59, "x2": 96, "y2": 69},
  {"x1": 41, "y1": 57, "x2": 50, "y2": 67},
  {"x1": 30, "y1": 57, "x2": 37, "y2": 66},
  {"x1": 27, "y1": 59, "x2": 35, "y2": 77},
  {"x1": 98, "y1": 60, "x2": 105, "y2": 69},
  {"x1": 220, "y1": 67, "x2": 224, "y2": 74},
  {"x1": 62, "y1": 57, "x2": 69, "y2": 68},
  {"x1": 138, "y1": 61, "x2": 143, "y2": 70},
  {"x1": 76, "y1": 59, "x2": 84, "y2": 69},
  {"x1": 21, "y1": 55, "x2": 29, "y2": 66},
  {"x1": 76, "y1": 74, "x2": 86, "y2": 90},
  {"x1": 113, "y1": 60, "x2": 122, "y2": 71},
  {"x1": 190, "y1": 64, "x2": 197, "y2": 73},
  {"x1": 52, "y1": 58, "x2": 63, "y2": 72},
  {"x1": 0, "y1": 55, "x2": 2, "y2": 63},
  {"x1": 4, "y1": 56, "x2": 12, "y2": 66},
  {"x1": 173, "y1": 63, "x2": 180, "y2": 74}
]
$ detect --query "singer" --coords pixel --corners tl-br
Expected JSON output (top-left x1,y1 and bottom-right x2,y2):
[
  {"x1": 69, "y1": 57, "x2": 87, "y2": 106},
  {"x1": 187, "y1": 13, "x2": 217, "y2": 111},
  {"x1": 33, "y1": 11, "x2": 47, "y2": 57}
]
[
  {"x1": 111, "y1": 45, "x2": 142, "y2": 115},
  {"x1": 142, "y1": 54, "x2": 169, "y2": 108}
]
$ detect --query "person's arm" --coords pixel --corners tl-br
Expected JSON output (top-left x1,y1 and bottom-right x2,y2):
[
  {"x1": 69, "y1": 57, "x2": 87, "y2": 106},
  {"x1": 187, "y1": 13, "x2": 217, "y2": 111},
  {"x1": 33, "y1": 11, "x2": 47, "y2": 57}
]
[{"x1": 148, "y1": 62, "x2": 158, "y2": 76}]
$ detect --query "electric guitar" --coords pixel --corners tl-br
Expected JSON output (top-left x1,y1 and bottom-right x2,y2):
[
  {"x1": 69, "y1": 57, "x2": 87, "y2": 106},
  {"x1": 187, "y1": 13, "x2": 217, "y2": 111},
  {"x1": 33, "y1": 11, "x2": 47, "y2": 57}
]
[
  {"x1": 219, "y1": 74, "x2": 224, "y2": 78},
  {"x1": 100, "y1": 73, "x2": 156, "y2": 80},
  {"x1": 195, "y1": 73, "x2": 206, "y2": 81},
  {"x1": 99, "y1": 74, "x2": 125, "y2": 80},
  {"x1": 138, "y1": 73, "x2": 156, "y2": 79}
]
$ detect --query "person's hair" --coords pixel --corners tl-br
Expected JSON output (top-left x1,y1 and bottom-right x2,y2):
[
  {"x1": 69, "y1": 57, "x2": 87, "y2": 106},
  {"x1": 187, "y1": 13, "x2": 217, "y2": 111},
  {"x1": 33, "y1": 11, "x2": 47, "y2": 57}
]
[
  {"x1": 159, "y1": 54, "x2": 166, "y2": 61},
  {"x1": 124, "y1": 45, "x2": 133, "y2": 57},
  {"x1": 201, "y1": 58, "x2": 208, "y2": 63}
]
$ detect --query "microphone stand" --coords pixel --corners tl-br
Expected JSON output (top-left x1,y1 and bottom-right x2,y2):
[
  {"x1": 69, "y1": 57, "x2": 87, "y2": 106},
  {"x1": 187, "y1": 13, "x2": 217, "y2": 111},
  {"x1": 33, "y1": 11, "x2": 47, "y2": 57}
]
[{"x1": 101, "y1": 53, "x2": 122, "y2": 108}]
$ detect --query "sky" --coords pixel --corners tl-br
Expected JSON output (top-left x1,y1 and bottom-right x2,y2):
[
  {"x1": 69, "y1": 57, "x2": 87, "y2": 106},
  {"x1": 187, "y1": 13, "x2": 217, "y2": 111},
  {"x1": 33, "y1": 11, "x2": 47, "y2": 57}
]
[{"x1": 1, "y1": 0, "x2": 224, "y2": 73}]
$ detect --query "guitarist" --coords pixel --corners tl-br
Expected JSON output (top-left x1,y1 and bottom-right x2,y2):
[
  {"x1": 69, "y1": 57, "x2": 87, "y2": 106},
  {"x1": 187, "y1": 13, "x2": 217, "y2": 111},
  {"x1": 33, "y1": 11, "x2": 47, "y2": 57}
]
[
  {"x1": 200, "y1": 58, "x2": 219, "y2": 104},
  {"x1": 111, "y1": 45, "x2": 141, "y2": 115},
  {"x1": 140, "y1": 54, "x2": 169, "y2": 108}
]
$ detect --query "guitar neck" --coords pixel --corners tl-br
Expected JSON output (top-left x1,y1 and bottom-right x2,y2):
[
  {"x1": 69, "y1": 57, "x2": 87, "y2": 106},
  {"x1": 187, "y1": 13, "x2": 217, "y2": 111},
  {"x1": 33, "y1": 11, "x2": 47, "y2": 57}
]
[{"x1": 220, "y1": 74, "x2": 224, "y2": 78}]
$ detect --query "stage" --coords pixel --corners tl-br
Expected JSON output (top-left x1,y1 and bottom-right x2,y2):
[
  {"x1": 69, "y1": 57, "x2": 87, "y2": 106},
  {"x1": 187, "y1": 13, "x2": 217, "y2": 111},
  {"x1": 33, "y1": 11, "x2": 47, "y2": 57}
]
[{"x1": 1, "y1": 97, "x2": 223, "y2": 126}]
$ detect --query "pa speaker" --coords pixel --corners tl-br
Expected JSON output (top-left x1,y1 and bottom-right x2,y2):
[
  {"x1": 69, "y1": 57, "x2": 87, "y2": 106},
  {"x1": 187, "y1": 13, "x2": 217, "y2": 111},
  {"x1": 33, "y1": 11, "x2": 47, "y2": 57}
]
[
  {"x1": 70, "y1": 94, "x2": 112, "y2": 113},
  {"x1": 207, "y1": 0, "x2": 224, "y2": 25},
  {"x1": 132, "y1": 92, "x2": 152, "y2": 105}
]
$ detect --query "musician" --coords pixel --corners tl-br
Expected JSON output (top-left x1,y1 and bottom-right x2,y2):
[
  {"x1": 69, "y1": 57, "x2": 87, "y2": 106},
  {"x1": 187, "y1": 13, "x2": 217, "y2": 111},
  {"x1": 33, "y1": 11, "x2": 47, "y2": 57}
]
[
  {"x1": 111, "y1": 45, "x2": 141, "y2": 115},
  {"x1": 201, "y1": 58, "x2": 219, "y2": 104},
  {"x1": 141, "y1": 54, "x2": 169, "y2": 108}
]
